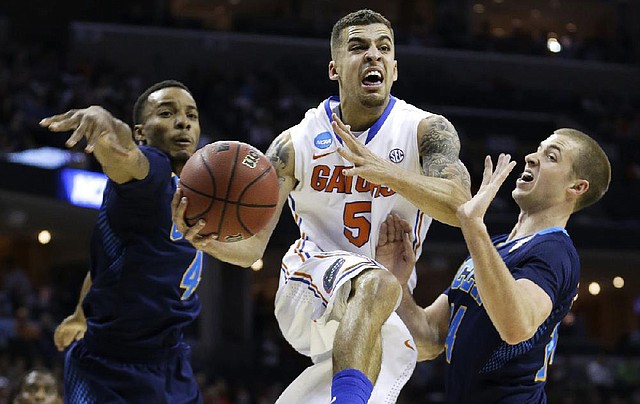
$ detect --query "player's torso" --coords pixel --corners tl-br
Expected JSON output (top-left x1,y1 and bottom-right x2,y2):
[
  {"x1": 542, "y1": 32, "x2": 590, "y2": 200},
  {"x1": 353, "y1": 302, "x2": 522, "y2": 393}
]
[
  {"x1": 287, "y1": 96, "x2": 432, "y2": 260},
  {"x1": 444, "y1": 231, "x2": 579, "y2": 403},
  {"x1": 84, "y1": 147, "x2": 202, "y2": 355}
]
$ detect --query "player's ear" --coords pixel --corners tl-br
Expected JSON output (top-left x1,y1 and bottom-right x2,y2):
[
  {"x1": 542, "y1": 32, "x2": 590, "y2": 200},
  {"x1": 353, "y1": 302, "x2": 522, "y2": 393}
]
[
  {"x1": 328, "y1": 61, "x2": 339, "y2": 81},
  {"x1": 392, "y1": 60, "x2": 398, "y2": 82},
  {"x1": 133, "y1": 125, "x2": 146, "y2": 145},
  {"x1": 569, "y1": 179, "x2": 589, "y2": 196}
]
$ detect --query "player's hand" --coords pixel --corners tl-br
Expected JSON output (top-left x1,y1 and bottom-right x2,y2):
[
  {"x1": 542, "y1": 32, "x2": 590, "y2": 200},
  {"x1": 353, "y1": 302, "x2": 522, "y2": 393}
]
[
  {"x1": 40, "y1": 106, "x2": 133, "y2": 155},
  {"x1": 332, "y1": 113, "x2": 391, "y2": 185},
  {"x1": 171, "y1": 188, "x2": 220, "y2": 250},
  {"x1": 376, "y1": 213, "x2": 415, "y2": 286},
  {"x1": 457, "y1": 154, "x2": 516, "y2": 224},
  {"x1": 54, "y1": 311, "x2": 87, "y2": 351}
]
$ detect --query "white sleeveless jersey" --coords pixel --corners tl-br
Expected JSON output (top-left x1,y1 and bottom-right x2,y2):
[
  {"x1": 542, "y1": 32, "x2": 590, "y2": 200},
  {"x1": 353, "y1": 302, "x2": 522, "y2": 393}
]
[{"x1": 286, "y1": 96, "x2": 434, "y2": 285}]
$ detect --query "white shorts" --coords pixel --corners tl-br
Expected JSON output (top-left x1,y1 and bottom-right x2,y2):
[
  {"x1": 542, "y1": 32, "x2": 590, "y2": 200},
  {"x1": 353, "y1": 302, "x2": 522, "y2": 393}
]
[{"x1": 274, "y1": 246, "x2": 418, "y2": 403}]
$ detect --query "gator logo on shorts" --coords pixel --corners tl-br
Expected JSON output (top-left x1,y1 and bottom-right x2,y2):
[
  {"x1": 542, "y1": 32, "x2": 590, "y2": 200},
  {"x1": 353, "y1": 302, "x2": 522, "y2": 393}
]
[{"x1": 323, "y1": 258, "x2": 345, "y2": 293}]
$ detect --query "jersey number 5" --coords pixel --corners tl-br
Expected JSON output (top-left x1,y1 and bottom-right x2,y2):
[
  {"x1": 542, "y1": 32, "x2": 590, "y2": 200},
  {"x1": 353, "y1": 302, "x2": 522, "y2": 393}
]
[{"x1": 343, "y1": 201, "x2": 371, "y2": 247}]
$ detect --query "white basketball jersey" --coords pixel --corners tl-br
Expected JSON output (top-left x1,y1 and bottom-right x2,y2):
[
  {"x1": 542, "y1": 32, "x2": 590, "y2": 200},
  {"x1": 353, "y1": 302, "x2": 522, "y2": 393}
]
[{"x1": 286, "y1": 96, "x2": 434, "y2": 285}]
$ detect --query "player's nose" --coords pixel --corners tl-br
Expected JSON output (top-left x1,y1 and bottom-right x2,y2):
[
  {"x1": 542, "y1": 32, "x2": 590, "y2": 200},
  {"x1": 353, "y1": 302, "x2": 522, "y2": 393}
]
[
  {"x1": 175, "y1": 112, "x2": 191, "y2": 129},
  {"x1": 365, "y1": 46, "x2": 382, "y2": 61}
]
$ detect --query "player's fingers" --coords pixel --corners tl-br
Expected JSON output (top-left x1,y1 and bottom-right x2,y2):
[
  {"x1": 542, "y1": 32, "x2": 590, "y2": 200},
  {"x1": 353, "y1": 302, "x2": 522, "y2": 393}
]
[
  {"x1": 75, "y1": 329, "x2": 86, "y2": 341},
  {"x1": 54, "y1": 328, "x2": 70, "y2": 351},
  {"x1": 65, "y1": 117, "x2": 93, "y2": 148},
  {"x1": 480, "y1": 155, "x2": 493, "y2": 188},
  {"x1": 184, "y1": 219, "x2": 207, "y2": 241},
  {"x1": 394, "y1": 213, "x2": 414, "y2": 242},
  {"x1": 393, "y1": 215, "x2": 404, "y2": 242},
  {"x1": 341, "y1": 166, "x2": 358, "y2": 177},
  {"x1": 331, "y1": 117, "x2": 358, "y2": 148},
  {"x1": 39, "y1": 110, "x2": 79, "y2": 128},
  {"x1": 172, "y1": 196, "x2": 189, "y2": 232},
  {"x1": 171, "y1": 189, "x2": 184, "y2": 220},
  {"x1": 402, "y1": 232, "x2": 415, "y2": 261},
  {"x1": 378, "y1": 220, "x2": 388, "y2": 246},
  {"x1": 331, "y1": 113, "x2": 351, "y2": 135},
  {"x1": 336, "y1": 147, "x2": 365, "y2": 166}
]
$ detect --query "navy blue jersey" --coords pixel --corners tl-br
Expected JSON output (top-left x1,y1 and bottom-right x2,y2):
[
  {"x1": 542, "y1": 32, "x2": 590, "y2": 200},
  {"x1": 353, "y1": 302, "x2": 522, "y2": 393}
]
[
  {"x1": 82, "y1": 146, "x2": 203, "y2": 361},
  {"x1": 444, "y1": 227, "x2": 579, "y2": 403}
]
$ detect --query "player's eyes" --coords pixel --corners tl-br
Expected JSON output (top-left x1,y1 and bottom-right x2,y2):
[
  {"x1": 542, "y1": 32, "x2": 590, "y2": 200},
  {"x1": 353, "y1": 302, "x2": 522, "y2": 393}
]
[
  {"x1": 187, "y1": 112, "x2": 198, "y2": 120},
  {"x1": 547, "y1": 154, "x2": 557, "y2": 161},
  {"x1": 158, "y1": 110, "x2": 173, "y2": 117}
]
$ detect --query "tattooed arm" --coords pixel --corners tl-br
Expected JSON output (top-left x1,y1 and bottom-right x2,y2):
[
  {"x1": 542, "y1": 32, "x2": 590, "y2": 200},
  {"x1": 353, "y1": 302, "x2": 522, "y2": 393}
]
[
  {"x1": 334, "y1": 114, "x2": 471, "y2": 227},
  {"x1": 172, "y1": 130, "x2": 297, "y2": 267}
]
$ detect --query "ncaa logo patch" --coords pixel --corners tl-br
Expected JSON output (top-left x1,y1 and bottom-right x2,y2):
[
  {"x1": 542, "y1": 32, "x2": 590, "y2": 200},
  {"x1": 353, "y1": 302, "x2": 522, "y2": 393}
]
[
  {"x1": 389, "y1": 148, "x2": 405, "y2": 163},
  {"x1": 323, "y1": 258, "x2": 345, "y2": 293},
  {"x1": 314, "y1": 132, "x2": 333, "y2": 150}
]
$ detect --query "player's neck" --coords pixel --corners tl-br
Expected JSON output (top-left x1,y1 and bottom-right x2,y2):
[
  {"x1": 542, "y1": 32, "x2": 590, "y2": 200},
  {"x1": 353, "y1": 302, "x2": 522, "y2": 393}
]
[
  {"x1": 508, "y1": 208, "x2": 570, "y2": 241},
  {"x1": 338, "y1": 101, "x2": 387, "y2": 132}
]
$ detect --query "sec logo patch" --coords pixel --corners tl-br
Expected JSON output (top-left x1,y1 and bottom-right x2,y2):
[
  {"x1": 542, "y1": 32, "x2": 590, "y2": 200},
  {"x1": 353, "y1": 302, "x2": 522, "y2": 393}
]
[{"x1": 389, "y1": 148, "x2": 405, "y2": 163}]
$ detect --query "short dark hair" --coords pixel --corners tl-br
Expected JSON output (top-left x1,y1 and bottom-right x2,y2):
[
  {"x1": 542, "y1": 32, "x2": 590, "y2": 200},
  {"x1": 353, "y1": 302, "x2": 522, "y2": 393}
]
[
  {"x1": 555, "y1": 128, "x2": 611, "y2": 212},
  {"x1": 330, "y1": 9, "x2": 393, "y2": 58},
  {"x1": 132, "y1": 80, "x2": 191, "y2": 125}
]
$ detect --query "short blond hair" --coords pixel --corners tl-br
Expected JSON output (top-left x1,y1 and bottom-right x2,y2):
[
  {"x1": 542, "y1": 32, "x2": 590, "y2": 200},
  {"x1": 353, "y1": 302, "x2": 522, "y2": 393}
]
[{"x1": 555, "y1": 128, "x2": 611, "y2": 212}]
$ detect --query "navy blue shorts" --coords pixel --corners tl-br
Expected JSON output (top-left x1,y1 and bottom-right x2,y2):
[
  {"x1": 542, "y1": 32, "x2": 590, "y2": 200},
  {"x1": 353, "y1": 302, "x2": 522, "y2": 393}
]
[{"x1": 64, "y1": 340, "x2": 202, "y2": 404}]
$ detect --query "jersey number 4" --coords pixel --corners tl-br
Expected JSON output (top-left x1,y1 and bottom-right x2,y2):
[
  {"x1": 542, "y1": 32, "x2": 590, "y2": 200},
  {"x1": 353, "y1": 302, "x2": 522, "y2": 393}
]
[
  {"x1": 180, "y1": 250, "x2": 203, "y2": 300},
  {"x1": 343, "y1": 201, "x2": 371, "y2": 247},
  {"x1": 445, "y1": 304, "x2": 467, "y2": 363}
]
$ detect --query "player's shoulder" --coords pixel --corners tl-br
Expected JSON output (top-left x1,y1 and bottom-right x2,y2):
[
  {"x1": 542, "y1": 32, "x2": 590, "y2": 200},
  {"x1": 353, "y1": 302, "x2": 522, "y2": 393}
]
[
  {"x1": 535, "y1": 229, "x2": 577, "y2": 253},
  {"x1": 391, "y1": 97, "x2": 434, "y2": 119},
  {"x1": 140, "y1": 145, "x2": 171, "y2": 164}
]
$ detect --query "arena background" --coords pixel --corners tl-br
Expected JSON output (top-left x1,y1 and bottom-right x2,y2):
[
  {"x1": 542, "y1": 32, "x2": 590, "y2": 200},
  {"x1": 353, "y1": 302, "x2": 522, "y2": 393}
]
[{"x1": 0, "y1": 0, "x2": 638, "y2": 402}]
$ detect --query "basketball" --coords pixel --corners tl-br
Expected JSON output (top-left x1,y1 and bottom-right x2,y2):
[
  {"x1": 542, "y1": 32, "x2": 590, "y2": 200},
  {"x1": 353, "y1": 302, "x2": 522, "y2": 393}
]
[{"x1": 178, "y1": 141, "x2": 279, "y2": 242}]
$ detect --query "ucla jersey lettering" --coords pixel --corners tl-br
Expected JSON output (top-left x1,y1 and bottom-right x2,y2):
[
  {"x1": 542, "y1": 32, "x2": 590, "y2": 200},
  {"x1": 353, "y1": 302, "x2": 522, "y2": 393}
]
[{"x1": 451, "y1": 259, "x2": 482, "y2": 306}]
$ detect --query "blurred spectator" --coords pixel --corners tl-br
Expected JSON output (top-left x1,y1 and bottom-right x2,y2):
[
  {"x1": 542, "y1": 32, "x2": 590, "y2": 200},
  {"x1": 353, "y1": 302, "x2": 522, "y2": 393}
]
[{"x1": 12, "y1": 368, "x2": 61, "y2": 404}]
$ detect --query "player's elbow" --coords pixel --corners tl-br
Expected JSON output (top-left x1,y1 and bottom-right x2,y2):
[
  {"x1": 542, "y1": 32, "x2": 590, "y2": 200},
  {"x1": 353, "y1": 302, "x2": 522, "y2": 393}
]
[
  {"x1": 499, "y1": 325, "x2": 537, "y2": 345},
  {"x1": 229, "y1": 254, "x2": 263, "y2": 269},
  {"x1": 417, "y1": 344, "x2": 444, "y2": 361}
]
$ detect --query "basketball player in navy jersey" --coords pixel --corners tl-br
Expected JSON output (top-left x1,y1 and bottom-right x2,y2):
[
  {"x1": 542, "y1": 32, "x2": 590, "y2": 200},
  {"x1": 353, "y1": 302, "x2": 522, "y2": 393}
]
[
  {"x1": 370, "y1": 129, "x2": 611, "y2": 403},
  {"x1": 40, "y1": 80, "x2": 205, "y2": 403},
  {"x1": 173, "y1": 9, "x2": 471, "y2": 404}
]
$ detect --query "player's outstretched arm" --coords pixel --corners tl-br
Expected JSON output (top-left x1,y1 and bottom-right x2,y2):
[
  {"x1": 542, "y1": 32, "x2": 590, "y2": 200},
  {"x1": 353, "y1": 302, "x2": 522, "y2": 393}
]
[
  {"x1": 375, "y1": 214, "x2": 449, "y2": 361},
  {"x1": 334, "y1": 114, "x2": 471, "y2": 227},
  {"x1": 172, "y1": 131, "x2": 296, "y2": 267},
  {"x1": 457, "y1": 154, "x2": 552, "y2": 344},
  {"x1": 54, "y1": 272, "x2": 90, "y2": 351},
  {"x1": 40, "y1": 107, "x2": 149, "y2": 184}
]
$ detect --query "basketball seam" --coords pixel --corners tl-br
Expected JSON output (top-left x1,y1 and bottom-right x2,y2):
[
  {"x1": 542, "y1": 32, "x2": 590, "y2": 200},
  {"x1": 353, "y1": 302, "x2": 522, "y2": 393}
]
[
  {"x1": 235, "y1": 165, "x2": 277, "y2": 236},
  {"x1": 179, "y1": 183, "x2": 275, "y2": 207},
  {"x1": 215, "y1": 144, "x2": 240, "y2": 236}
]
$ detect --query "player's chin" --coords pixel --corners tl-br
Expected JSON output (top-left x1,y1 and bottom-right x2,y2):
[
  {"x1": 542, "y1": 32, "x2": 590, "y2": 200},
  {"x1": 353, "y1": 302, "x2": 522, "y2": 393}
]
[
  {"x1": 171, "y1": 150, "x2": 193, "y2": 166},
  {"x1": 359, "y1": 92, "x2": 386, "y2": 108}
]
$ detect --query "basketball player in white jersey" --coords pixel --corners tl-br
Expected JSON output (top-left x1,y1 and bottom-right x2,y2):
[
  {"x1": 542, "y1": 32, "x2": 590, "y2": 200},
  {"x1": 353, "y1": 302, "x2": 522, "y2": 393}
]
[{"x1": 172, "y1": 9, "x2": 471, "y2": 404}]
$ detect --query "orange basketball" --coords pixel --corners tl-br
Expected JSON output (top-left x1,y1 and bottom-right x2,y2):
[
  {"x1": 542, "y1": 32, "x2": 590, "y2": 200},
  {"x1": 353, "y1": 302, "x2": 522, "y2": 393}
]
[{"x1": 179, "y1": 141, "x2": 279, "y2": 242}]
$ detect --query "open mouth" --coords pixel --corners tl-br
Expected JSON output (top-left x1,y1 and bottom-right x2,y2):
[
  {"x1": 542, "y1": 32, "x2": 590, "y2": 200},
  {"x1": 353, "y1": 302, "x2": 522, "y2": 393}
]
[
  {"x1": 518, "y1": 171, "x2": 534, "y2": 183},
  {"x1": 362, "y1": 70, "x2": 383, "y2": 87}
]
